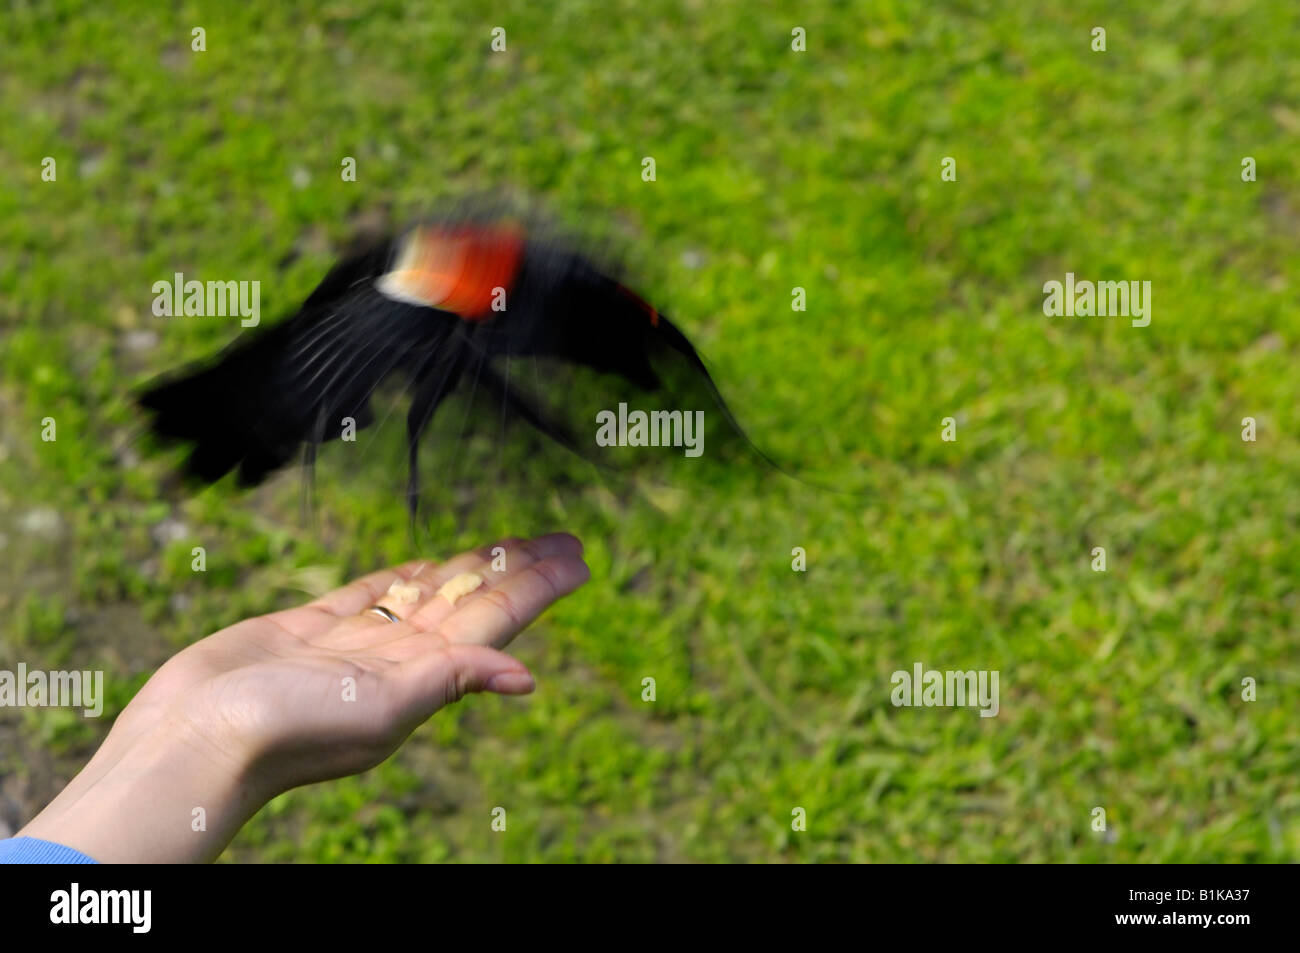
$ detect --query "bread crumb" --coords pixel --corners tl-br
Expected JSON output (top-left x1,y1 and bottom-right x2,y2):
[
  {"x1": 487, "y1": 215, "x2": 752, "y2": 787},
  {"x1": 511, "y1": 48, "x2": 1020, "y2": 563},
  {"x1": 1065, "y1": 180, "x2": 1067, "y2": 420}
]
[
  {"x1": 437, "y1": 571, "x2": 484, "y2": 605},
  {"x1": 385, "y1": 580, "x2": 422, "y2": 605}
]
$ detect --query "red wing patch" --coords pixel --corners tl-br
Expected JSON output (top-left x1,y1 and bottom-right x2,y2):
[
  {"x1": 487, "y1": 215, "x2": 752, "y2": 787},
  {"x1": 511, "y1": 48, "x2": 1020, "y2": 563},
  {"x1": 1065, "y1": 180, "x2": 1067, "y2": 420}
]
[
  {"x1": 376, "y1": 223, "x2": 525, "y2": 321},
  {"x1": 617, "y1": 283, "x2": 660, "y2": 327}
]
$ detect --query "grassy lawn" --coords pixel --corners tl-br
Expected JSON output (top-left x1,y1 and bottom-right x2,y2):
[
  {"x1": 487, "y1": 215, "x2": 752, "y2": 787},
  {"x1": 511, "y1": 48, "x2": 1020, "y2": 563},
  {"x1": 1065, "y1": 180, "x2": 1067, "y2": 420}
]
[{"x1": 1, "y1": 0, "x2": 1297, "y2": 862}]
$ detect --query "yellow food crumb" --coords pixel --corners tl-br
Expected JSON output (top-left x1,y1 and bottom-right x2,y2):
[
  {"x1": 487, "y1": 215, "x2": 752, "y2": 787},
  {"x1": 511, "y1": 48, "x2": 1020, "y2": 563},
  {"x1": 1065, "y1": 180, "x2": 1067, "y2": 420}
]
[
  {"x1": 385, "y1": 580, "x2": 422, "y2": 605},
  {"x1": 437, "y1": 572, "x2": 484, "y2": 605}
]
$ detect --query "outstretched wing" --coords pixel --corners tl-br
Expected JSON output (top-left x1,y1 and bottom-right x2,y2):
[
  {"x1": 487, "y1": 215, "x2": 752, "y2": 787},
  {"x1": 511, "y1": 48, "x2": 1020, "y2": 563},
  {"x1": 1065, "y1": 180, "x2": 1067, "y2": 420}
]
[
  {"x1": 138, "y1": 245, "x2": 462, "y2": 487},
  {"x1": 477, "y1": 249, "x2": 773, "y2": 475}
]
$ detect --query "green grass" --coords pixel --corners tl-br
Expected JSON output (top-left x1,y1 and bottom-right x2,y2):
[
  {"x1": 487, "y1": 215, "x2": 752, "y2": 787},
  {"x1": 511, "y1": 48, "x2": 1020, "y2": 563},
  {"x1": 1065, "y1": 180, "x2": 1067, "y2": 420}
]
[{"x1": 2, "y1": 0, "x2": 1298, "y2": 862}]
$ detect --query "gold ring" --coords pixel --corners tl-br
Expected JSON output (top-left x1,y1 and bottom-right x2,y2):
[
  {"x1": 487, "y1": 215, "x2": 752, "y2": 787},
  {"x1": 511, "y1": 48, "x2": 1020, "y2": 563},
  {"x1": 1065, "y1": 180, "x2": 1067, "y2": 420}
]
[{"x1": 364, "y1": 604, "x2": 401, "y2": 623}]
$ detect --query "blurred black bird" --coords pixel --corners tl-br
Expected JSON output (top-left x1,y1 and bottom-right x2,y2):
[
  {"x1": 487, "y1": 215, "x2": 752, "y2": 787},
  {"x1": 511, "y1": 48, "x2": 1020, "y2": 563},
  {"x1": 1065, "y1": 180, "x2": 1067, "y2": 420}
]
[{"x1": 138, "y1": 213, "x2": 772, "y2": 517}]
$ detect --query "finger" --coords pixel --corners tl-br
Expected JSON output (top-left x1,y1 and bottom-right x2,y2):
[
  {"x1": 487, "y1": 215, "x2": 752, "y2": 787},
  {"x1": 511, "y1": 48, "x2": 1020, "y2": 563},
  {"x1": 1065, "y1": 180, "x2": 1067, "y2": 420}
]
[
  {"x1": 294, "y1": 535, "x2": 542, "y2": 649},
  {"x1": 306, "y1": 537, "x2": 522, "y2": 619},
  {"x1": 405, "y1": 533, "x2": 585, "y2": 632},
  {"x1": 316, "y1": 556, "x2": 495, "y2": 650},
  {"x1": 255, "y1": 559, "x2": 425, "y2": 637},
  {"x1": 331, "y1": 533, "x2": 553, "y2": 634},
  {"x1": 296, "y1": 560, "x2": 427, "y2": 622},
  {"x1": 391, "y1": 643, "x2": 536, "y2": 721},
  {"x1": 437, "y1": 554, "x2": 591, "y2": 649}
]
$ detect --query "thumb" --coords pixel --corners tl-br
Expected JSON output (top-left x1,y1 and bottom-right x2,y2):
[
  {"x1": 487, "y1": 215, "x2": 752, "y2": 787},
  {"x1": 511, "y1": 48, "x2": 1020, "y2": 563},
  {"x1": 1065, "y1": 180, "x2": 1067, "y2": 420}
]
[{"x1": 400, "y1": 642, "x2": 536, "y2": 711}]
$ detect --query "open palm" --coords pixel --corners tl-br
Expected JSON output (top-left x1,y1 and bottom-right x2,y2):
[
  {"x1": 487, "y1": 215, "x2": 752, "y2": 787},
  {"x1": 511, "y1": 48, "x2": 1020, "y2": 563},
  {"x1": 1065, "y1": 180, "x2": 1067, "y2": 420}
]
[{"x1": 111, "y1": 533, "x2": 590, "y2": 794}]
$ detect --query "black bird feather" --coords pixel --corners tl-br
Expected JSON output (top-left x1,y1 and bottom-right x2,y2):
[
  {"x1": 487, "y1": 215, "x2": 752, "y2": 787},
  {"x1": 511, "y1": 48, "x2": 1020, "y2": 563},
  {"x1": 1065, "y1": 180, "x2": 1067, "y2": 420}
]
[{"x1": 138, "y1": 213, "x2": 771, "y2": 517}]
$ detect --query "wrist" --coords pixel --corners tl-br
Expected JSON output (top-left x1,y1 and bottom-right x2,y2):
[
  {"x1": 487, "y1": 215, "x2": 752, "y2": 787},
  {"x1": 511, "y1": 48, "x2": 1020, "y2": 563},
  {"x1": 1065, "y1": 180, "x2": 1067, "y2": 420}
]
[{"x1": 19, "y1": 714, "x2": 269, "y2": 863}]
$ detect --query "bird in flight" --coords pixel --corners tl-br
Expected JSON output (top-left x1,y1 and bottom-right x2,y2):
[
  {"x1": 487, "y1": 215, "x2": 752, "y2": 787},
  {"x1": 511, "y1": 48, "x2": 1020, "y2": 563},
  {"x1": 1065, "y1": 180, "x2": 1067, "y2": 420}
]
[{"x1": 138, "y1": 211, "x2": 773, "y2": 518}]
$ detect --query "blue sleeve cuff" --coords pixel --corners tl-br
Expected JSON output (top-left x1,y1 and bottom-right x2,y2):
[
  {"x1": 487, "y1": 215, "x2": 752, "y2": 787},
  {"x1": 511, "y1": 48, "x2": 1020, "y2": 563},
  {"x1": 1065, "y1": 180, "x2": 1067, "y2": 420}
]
[{"x1": 0, "y1": 836, "x2": 99, "y2": 864}]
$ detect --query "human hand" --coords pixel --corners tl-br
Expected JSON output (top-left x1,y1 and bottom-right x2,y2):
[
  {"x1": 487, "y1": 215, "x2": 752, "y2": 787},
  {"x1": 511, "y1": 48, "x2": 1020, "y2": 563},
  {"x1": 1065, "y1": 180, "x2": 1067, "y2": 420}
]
[{"x1": 19, "y1": 533, "x2": 590, "y2": 862}]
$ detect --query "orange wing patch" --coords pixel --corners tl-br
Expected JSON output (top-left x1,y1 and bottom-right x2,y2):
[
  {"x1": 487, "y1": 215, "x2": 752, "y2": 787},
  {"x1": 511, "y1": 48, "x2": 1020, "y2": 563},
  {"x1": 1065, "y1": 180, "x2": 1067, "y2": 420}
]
[{"x1": 376, "y1": 224, "x2": 525, "y2": 321}]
